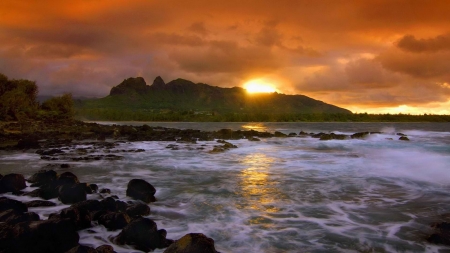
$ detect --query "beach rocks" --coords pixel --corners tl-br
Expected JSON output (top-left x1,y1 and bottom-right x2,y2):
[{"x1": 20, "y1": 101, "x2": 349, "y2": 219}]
[
  {"x1": 113, "y1": 217, "x2": 173, "y2": 252},
  {"x1": 0, "y1": 173, "x2": 26, "y2": 193},
  {"x1": 58, "y1": 183, "x2": 87, "y2": 204},
  {"x1": 25, "y1": 200, "x2": 57, "y2": 207},
  {"x1": 0, "y1": 209, "x2": 40, "y2": 225},
  {"x1": 28, "y1": 169, "x2": 58, "y2": 187},
  {"x1": 164, "y1": 233, "x2": 219, "y2": 253},
  {"x1": 427, "y1": 222, "x2": 450, "y2": 246},
  {"x1": 399, "y1": 136, "x2": 410, "y2": 141},
  {"x1": 98, "y1": 212, "x2": 130, "y2": 230},
  {"x1": 126, "y1": 179, "x2": 156, "y2": 203},
  {"x1": 57, "y1": 206, "x2": 92, "y2": 230},
  {"x1": 126, "y1": 203, "x2": 151, "y2": 218},
  {"x1": 0, "y1": 197, "x2": 28, "y2": 213}
]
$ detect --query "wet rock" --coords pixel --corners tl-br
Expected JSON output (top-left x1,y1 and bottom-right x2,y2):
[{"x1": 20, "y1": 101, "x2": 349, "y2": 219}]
[
  {"x1": 25, "y1": 200, "x2": 56, "y2": 207},
  {"x1": 299, "y1": 131, "x2": 309, "y2": 136},
  {"x1": 351, "y1": 132, "x2": 370, "y2": 139},
  {"x1": 247, "y1": 137, "x2": 260, "y2": 141},
  {"x1": 58, "y1": 171, "x2": 80, "y2": 185},
  {"x1": 288, "y1": 132, "x2": 297, "y2": 136},
  {"x1": 126, "y1": 203, "x2": 150, "y2": 218},
  {"x1": 71, "y1": 200, "x2": 103, "y2": 214},
  {"x1": 274, "y1": 131, "x2": 287, "y2": 137},
  {"x1": 88, "y1": 184, "x2": 98, "y2": 193},
  {"x1": 28, "y1": 169, "x2": 58, "y2": 187},
  {"x1": 8, "y1": 218, "x2": 79, "y2": 253},
  {"x1": 113, "y1": 217, "x2": 171, "y2": 252},
  {"x1": 16, "y1": 138, "x2": 40, "y2": 149},
  {"x1": 96, "y1": 245, "x2": 116, "y2": 253},
  {"x1": 0, "y1": 173, "x2": 26, "y2": 193},
  {"x1": 0, "y1": 209, "x2": 40, "y2": 225},
  {"x1": 61, "y1": 163, "x2": 71, "y2": 168},
  {"x1": 319, "y1": 133, "x2": 348, "y2": 140},
  {"x1": 209, "y1": 147, "x2": 225, "y2": 153},
  {"x1": 126, "y1": 179, "x2": 156, "y2": 203},
  {"x1": 163, "y1": 233, "x2": 219, "y2": 253},
  {"x1": 0, "y1": 197, "x2": 28, "y2": 213},
  {"x1": 100, "y1": 188, "x2": 111, "y2": 194},
  {"x1": 59, "y1": 183, "x2": 87, "y2": 204},
  {"x1": 58, "y1": 206, "x2": 92, "y2": 230},
  {"x1": 399, "y1": 136, "x2": 410, "y2": 141},
  {"x1": 98, "y1": 212, "x2": 131, "y2": 230},
  {"x1": 427, "y1": 222, "x2": 450, "y2": 245},
  {"x1": 65, "y1": 245, "x2": 98, "y2": 253},
  {"x1": 397, "y1": 133, "x2": 406, "y2": 136}
]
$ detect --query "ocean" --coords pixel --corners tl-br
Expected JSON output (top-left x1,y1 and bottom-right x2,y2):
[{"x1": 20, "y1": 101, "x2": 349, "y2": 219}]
[{"x1": 1, "y1": 122, "x2": 450, "y2": 252}]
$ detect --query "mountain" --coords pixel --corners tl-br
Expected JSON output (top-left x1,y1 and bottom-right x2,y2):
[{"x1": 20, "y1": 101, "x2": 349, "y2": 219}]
[{"x1": 77, "y1": 76, "x2": 351, "y2": 115}]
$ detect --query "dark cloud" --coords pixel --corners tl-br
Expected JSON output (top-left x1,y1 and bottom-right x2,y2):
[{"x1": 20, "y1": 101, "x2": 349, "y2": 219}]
[
  {"x1": 187, "y1": 22, "x2": 209, "y2": 35},
  {"x1": 397, "y1": 34, "x2": 450, "y2": 53}
]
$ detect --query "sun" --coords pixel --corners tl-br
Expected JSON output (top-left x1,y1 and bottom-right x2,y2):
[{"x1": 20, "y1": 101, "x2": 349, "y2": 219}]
[{"x1": 243, "y1": 79, "x2": 277, "y2": 93}]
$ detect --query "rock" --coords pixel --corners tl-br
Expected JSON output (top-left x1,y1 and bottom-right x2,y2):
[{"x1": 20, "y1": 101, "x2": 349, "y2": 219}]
[
  {"x1": 288, "y1": 132, "x2": 297, "y2": 136},
  {"x1": 399, "y1": 136, "x2": 410, "y2": 141},
  {"x1": 28, "y1": 169, "x2": 58, "y2": 187},
  {"x1": 0, "y1": 173, "x2": 26, "y2": 193},
  {"x1": 208, "y1": 147, "x2": 225, "y2": 153},
  {"x1": 25, "y1": 200, "x2": 56, "y2": 207},
  {"x1": 88, "y1": 184, "x2": 98, "y2": 193},
  {"x1": 319, "y1": 133, "x2": 348, "y2": 141},
  {"x1": 59, "y1": 184, "x2": 87, "y2": 204},
  {"x1": 65, "y1": 245, "x2": 98, "y2": 253},
  {"x1": 96, "y1": 245, "x2": 116, "y2": 253},
  {"x1": 58, "y1": 206, "x2": 92, "y2": 230},
  {"x1": 163, "y1": 233, "x2": 219, "y2": 253},
  {"x1": 0, "y1": 197, "x2": 28, "y2": 213},
  {"x1": 58, "y1": 172, "x2": 80, "y2": 185},
  {"x1": 16, "y1": 138, "x2": 40, "y2": 149},
  {"x1": 274, "y1": 131, "x2": 287, "y2": 137},
  {"x1": 0, "y1": 209, "x2": 40, "y2": 225},
  {"x1": 126, "y1": 203, "x2": 150, "y2": 218},
  {"x1": 351, "y1": 132, "x2": 370, "y2": 139},
  {"x1": 101, "y1": 197, "x2": 127, "y2": 212},
  {"x1": 71, "y1": 200, "x2": 103, "y2": 213},
  {"x1": 126, "y1": 179, "x2": 156, "y2": 203},
  {"x1": 100, "y1": 188, "x2": 111, "y2": 194},
  {"x1": 427, "y1": 222, "x2": 450, "y2": 245},
  {"x1": 61, "y1": 163, "x2": 71, "y2": 168},
  {"x1": 113, "y1": 217, "x2": 171, "y2": 252},
  {"x1": 98, "y1": 212, "x2": 131, "y2": 230},
  {"x1": 299, "y1": 131, "x2": 309, "y2": 136},
  {"x1": 247, "y1": 137, "x2": 260, "y2": 141},
  {"x1": 8, "y1": 218, "x2": 79, "y2": 253}
]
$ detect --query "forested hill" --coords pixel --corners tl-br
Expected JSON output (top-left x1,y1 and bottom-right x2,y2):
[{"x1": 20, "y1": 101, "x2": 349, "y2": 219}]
[{"x1": 77, "y1": 76, "x2": 351, "y2": 115}]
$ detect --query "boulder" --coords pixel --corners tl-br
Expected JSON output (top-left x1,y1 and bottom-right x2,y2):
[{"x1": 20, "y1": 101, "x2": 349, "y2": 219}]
[
  {"x1": 113, "y1": 217, "x2": 171, "y2": 252},
  {"x1": 0, "y1": 197, "x2": 28, "y2": 213},
  {"x1": 0, "y1": 209, "x2": 40, "y2": 225},
  {"x1": 126, "y1": 179, "x2": 156, "y2": 203},
  {"x1": 71, "y1": 200, "x2": 103, "y2": 214},
  {"x1": 95, "y1": 245, "x2": 116, "y2": 253},
  {"x1": 98, "y1": 212, "x2": 131, "y2": 230},
  {"x1": 399, "y1": 136, "x2": 410, "y2": 141},
  {"x1": 16, "y1": 138, "x2": 40, "y2": 149},
  {"x1": 25, "y1": 200, "x2": 56, "y2": 207},
  {"x1": 58, "y1": 206, "x2": 92, "y2": 230},
  {"x1": 126, "y1": 203, "x2": 150, "y2": 218},
  {"x1": 59, "y1": 184, "x2": 87, "y2": 204},
  {"x1": 58, "y1": 172, "x2": 80, "y2": 185},
  {"x1": 0, "y1": 173, "x2": 26, "y2": 193},
  {"x1": 28, "y1": 170, "x2": 58, "y2": 187},
  {"x1": 427, "y1": 222, "x2": 450, "y2": 245},
  {"x1": 163, "y1": 233, "x2": 219, "y2": 253}
]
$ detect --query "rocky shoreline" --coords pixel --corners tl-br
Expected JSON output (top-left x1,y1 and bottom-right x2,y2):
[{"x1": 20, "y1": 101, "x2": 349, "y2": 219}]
[{"x1": 1, "y1": 120, "x2": 449, "y2": 252}]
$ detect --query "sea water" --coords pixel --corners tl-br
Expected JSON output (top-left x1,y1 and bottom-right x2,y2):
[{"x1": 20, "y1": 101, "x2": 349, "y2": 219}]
[{"x1": 1, "y1": 122, "x2": 450, "y2": 252}]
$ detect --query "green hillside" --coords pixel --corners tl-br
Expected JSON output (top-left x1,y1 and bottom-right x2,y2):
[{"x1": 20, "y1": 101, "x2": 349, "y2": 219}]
[{"x1": 75, "y1": 76, "x2": 351, "y2": 121}]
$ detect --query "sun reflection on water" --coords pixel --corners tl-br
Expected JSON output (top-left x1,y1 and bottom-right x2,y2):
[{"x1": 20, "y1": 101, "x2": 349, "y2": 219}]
[
  {"x1": 241, "y1": 123, "x2": 268, "y2": 132},
  {"x1": 236, "y1": 153, "x2": 283, "y2": 216}
]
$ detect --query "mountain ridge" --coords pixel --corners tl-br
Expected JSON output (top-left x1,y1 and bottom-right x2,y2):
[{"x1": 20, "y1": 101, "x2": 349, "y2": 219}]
[{"x1": 78, "y1": 76, "x2": 352, "y2": 115}]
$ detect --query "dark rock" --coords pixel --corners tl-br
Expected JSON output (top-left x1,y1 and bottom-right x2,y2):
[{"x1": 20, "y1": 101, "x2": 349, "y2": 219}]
[
  {"x1": 58, "y1": 172, "x2": 80, "y2": 185},
  {"x1": 126, "y1": 179, "x2": 156, "y2": 203},
  {"x1": 163, "y1": 233, "x2": 218, "y2": 253},
  {"x1": 96, "y1": 245, "x2": 116, "y2": 253},
  {"x1": 59, "y1": 206, "x2": 91, "y2": 230},
  {"x1": 399, "y1": 136, "x2": 410, "y2": 141},
  {"x1": 61, "y1": 163, "x2": 71, "y2": 168},
  {"x1": 100, "y1": 188, "x2": 111, "y2": 194},
  {"x1": 89, "y1": 184, "x2": 98, "y2": 193},
  {"x1": 274, "y1": 131, "x2": 287, "y2": 137},
  {"x1": 351, "y1": 132, "x2": 370, "y2": 139},
  {"x1": 208, "y1": 147, "x2": 225, "y2": 153},
  {"x1": 25, "y1": 200, "x2": 57, "y2": 207},
  {"x1": 299, "y1": 131, "x2": 309, "y2": 136},
  {"x1": 71, "y1": 200, "x2": 103, "y2": 214},
  {"x1": 0, "y1": 197, "x2": 28, "y2": 213},
  {"x1": 113, "y1": 217, "x2": 171, "y2": 252},
  {"x1": 16, "y1": 138, "x2": 40, "y2": 149},
  {"x1": 98, "y1": 212, "x2": 131, "y2": 230},
  {"x1": 59, "y1": 184, "x2": 87, "y2": 204},
  {"x1": 247, "y1": 137, "x2": 260, "y2": 141},
  {"x1": 9, "y1": 218, "x2": 79, "y2": 253},
  {"x1": 288, "y1": 132, "x2": 297, "y2": 136},
  {"x1": 126, "y1": 203, "x2": 150, "y2": 218},
  {"x1": 397, "y1": 133, "x2": 406, "y2": 136},
  {"x1": 0, "y1": 173, "x2": 26, "y2": 193},
  {"x1": 65, "y1": 245, "x2": 98, "y2": 253},
  {"x1": 319, "y1": 133, "x2": 348, "y2": 141},
  {"x1": 28, "y1": 169, "x2": 58, "y2": 186},
  {"x1": 0, "y1": 209, "x2": 40, "y2": 225},
  {"x1": 427, "y1": 222, "x2": 450, "y2": 245}
]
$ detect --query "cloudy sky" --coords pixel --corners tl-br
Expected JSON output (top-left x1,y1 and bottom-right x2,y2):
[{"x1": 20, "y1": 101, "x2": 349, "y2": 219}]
[{"x1": 1, "y1": 0, "x2": 450, "y2": 114}]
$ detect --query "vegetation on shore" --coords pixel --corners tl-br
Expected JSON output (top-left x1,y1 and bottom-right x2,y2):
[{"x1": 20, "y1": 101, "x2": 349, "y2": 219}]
[{"x1": 0, "y1": 73, "x2": 74, "y2": 125}]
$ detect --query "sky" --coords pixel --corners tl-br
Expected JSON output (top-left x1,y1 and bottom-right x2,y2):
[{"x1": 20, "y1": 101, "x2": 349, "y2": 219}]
[{"x1": 1, "y1": 0, "x2": 450, "y2": 114}]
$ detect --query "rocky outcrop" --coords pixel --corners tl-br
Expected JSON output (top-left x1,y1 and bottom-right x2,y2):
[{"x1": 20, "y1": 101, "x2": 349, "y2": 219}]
[
  {"x1": 164, "y1": 233, "x2": 219, "y2": 253},
  {"x1": 126, "y1": 179, "x2": 156, "y2": 203},
  {"x1": 0, "y1": 173, "x2": 26, "y2": 193},
  {"x1": 109, "y1": 77, "x2": 149, "y2": 96}
]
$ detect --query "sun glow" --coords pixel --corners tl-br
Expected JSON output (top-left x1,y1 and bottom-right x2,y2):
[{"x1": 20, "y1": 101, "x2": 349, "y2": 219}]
[{"x1": 243, "y1": 79, "x2": 277, "y2": 93}]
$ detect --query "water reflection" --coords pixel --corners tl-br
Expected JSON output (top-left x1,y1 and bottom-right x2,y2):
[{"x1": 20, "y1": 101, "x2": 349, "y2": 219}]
[
  {"x1": 237, "y1": 153, "x2": 283, "y2": 215},
  {"x1": 241, "y1": 123, "x2": 268, "y2": 132}
]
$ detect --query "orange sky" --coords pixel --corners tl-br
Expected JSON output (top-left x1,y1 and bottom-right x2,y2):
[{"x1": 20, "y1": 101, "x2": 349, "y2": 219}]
[{"x1": 1, "y1": 0, "x2": 450, "y2": 114}]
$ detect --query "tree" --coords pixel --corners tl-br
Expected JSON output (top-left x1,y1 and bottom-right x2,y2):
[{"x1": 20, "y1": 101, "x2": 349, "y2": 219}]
[
  {"x1": 41, "y1": 93, "x2": 75, "y2": 121},
  {"x1": 0, "y1": 74, "x2": 39, "y2": 121}
]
